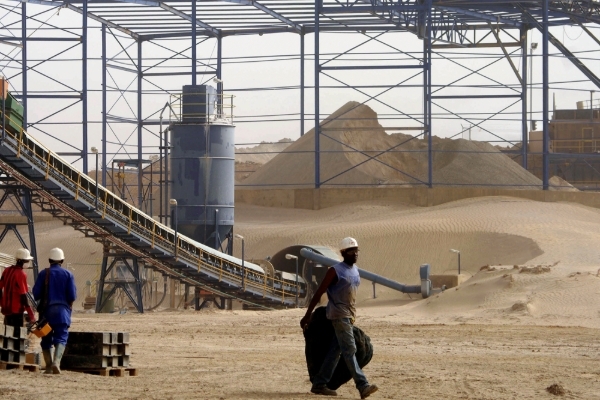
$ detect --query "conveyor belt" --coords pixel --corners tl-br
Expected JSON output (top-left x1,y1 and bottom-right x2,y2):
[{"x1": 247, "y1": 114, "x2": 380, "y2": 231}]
[{"x1": 0, "y1": 122, "x2": 302, "y2": 310}]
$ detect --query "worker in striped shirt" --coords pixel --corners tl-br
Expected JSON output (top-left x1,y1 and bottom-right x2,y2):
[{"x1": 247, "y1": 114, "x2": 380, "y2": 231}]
[{"x1": 0, "y1": 248, "x2": 36, "y2": 328}]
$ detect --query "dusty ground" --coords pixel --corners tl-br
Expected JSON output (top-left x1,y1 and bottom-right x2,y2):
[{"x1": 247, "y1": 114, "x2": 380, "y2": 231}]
[
  {"x1": 2, "y1": 196, "x2": 600, "y2": 399},
  {"x1": 1, "y1": 309, "x2": 599, "y2": 400}
]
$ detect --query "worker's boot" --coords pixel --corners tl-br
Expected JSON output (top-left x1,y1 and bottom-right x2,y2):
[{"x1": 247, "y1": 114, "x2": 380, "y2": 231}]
[
  {"x1": 310, "y1": 385, "x2": 337, "y2": 396},
  {"x1": 51, "y1": 344, "x2": 66, "y2": 375},
  {"x1": 359, "y1": 384, "x2": 379, "y2": 399},
  {"x1": 42, "y1": 349, "x2": 53, "y2": 374}
]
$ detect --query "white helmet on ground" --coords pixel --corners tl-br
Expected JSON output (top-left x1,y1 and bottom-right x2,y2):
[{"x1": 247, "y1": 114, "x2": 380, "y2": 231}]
[
  {"x1": 49, "y1": 247, "x2": 65, "y2": 261},
  {"x1": 340, "y1": 237, "x2": 358, "y2": 252},
  {"x1": 15, "y1": 248, "x2": 34, "y2": 261}
]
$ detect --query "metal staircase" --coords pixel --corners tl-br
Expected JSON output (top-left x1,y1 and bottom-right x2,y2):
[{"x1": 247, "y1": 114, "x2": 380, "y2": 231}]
[{"x1": 0, "y1": 123, "x2": 302, "y2": 310}]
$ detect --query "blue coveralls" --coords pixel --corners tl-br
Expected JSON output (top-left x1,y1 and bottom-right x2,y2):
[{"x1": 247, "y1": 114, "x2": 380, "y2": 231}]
[{"x1": 32, "y1": 264, "x2": 77, "y2": 349}]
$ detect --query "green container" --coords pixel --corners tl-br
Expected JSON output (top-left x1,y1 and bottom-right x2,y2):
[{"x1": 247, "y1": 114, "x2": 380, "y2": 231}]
[
  {"x1": 4, "y1": 110, "x2": 23, "y2": 134},
  {"x1": 2, "y1": 93, "x2": 24, "y2": 117},
  {"x1": 3, "y1": 110, "x2": 23, "y2": 134}
]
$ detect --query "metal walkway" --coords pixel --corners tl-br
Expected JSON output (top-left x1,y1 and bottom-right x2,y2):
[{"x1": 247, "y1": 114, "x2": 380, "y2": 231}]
[{"x1": 0, "y1": 123, "x2": 302, "y2": 310}]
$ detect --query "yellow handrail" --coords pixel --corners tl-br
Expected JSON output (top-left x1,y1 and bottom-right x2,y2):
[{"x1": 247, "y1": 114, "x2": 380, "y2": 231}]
[
  {"x1": 75, "y1": 173, "x2": 80, "y2": 201},
  {"x1": 45, "y1": 151, "x2": 51, "y2": 179},
  {"x1": 102, "y1": 190, "x2": 108, "y2": 219},
  {"x1": 17, "y1": 127, "x2": 22, "y2": 157},
  {"x1": 152, "y1": 221, "x2": 156, "y2": 248},
  {"x1": 127, "y1": 207, "x2": 132, "y2": 234},
  {"x1": 0, "y1": 109, "x2": 301, "y2": 304}
]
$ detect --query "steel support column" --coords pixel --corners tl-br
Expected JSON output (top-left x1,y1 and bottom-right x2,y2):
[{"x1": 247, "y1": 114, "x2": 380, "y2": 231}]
[
  {"x1": 102, "y1": 24, "x2": 107, "y2": 186},
  {"x1": 314, "y1": 0, "x2": 320, "y2": 188},
  {"x1": 542, "y1": 0, "x2": 549, "y2": 189},
  {"x1": 300, "y1": 32, "x2": 305, "y2": 137},
  {"x1": 0, "y1": 187, "x2": 39, "y2": 278},
  {"x1": 164, "y1": 127, "x2": 170, "y2": 226},
  {"x1": 521, "y1": 28, "x2": 528, "y2": 170},
  {"x1": 217, "y1": 35, "x2": 222, "y2": 112},
  {"x1": 21, "y1": 2, "x2": 27, "y2": 128},
  {"x1": 137, "y1": 40, "x2": 143, "y2": 206},
  {"x1": 95, "y1": 245, "x2": 144, "y2": 314},
  {"x1": 82, "y1": 0, "x2": 88, "y2": 173},
  {"x1": 425, "y1": 0, "x2": 433, "y2": 188},
  {"x1": 192, "y1": 0, "x2": 197, "y2": 85}
]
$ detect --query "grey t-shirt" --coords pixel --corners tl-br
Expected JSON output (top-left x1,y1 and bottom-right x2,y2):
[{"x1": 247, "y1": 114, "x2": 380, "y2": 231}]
[{"x1": 326, "y1": 261, "x2": 361, "y2": 320}]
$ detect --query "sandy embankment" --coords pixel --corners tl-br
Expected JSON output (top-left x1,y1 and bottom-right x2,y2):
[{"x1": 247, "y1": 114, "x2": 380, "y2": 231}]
[
  {"x1": 1, "y1": 196, "x2": 600, "y2": 398},
  {"x1": 1, "y1": 100, "x2": 600, "y2": 398}
]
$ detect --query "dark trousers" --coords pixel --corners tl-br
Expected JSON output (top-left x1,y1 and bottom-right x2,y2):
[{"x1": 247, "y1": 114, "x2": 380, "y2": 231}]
[
  {"x1": 3, "y1": 313, "x2": 24, "y2": 328},
  {"x1": 41, "y1": 323, "x2": 69, "y2": 349}
]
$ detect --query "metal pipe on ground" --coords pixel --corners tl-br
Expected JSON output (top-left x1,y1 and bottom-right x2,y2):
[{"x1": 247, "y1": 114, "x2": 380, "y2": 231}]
[{"x1": 300, "y1": 248, "x2": 439, "y2": 298}]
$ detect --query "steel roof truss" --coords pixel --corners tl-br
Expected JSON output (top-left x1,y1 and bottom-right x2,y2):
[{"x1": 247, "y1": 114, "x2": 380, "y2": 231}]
[
  {"x1": 488, "y1": 22, "x2": 522, "y2": 84},
  {"x1": 64, "y1": 3, "x2": 140, "y2": 39},
  {"x1": 520, "y1": 5, "x2": 600, "y2": 89},
  {"x1": 221, "y1": 0, "x2": 302, "y2": 32},
  {"x1": 158, "y1": 2, "x2": 221, "y2": 37}
]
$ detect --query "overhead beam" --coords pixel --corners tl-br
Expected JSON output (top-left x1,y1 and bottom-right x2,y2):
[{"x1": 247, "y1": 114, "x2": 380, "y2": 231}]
[
  {"x1": 434, "y1": 5, "x2": 522, "y2": 28},
  {"x1": 112, "y1": 0, "x2": 220, "y2": 37},
  {"x1": 520, "y1": 6, "x2": 600, "y2": 89},
  {"x1": 158, "y1": 3, "x2": 221, "y2": 37},
  {"x1": 63, "y1": 3, "x2": 139, "y2": 40},
  {"x1": 488, "y1": 22, "x2": 522, "y2": 84},
  {"x1": 431, "y1": 41, "x2": 521, "y2": 49},
  {"x1": 221, "y1": 0, "x2": 302, "y2": 33},
  {"x1": 24, "y1": 1, "x2": 139, "y2": 40},
  {"x1": 539, "y1": 26, "x2": 600, "y2": 89}
]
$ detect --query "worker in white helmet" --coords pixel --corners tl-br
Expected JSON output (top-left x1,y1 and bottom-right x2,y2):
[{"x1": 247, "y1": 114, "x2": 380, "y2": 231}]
[
  {"x1": 300, "y1": 237, "x2": 378, "y2": 399},
  {"x1": 0, "y1": 248, "x2": 36, "y2": 328},
  {"x1": 32, "y1": 248, "x2": 76, "y2": 374}
]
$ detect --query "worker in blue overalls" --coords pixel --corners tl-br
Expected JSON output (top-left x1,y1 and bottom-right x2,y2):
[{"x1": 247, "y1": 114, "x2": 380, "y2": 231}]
[{"x1": 33, "y1": 248, "x2": 77, "y2": 374}]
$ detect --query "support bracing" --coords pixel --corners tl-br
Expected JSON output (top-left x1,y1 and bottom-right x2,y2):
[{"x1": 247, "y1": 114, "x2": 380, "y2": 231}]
[
  {"x1": 95, "y1": 244, "x2": 144, "y2": 314},
  {"x1": 0, "y1": 182, "x2": 39, "y2": 278},
  {"x1": 2, "y1": 0, "x2": 600, "y2": 194}
]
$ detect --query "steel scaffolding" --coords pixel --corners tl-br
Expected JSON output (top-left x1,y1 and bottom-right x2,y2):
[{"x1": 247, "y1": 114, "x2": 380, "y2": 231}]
[{"x1": 0, "y1": 0, "x2": 599, "y2": 194}]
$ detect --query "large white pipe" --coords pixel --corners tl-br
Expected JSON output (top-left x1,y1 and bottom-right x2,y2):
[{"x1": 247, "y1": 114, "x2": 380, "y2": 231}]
[{"x1": 300, "y1": 248, "x2": 424, "y2": 295}]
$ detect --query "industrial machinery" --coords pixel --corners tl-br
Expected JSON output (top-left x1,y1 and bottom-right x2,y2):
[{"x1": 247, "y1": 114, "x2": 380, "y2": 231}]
[
  {"x1": 0, "y1": 85, "x2": 443, "y2": 310},
  {"x1": 169, "y1": 85, "x2": 235, "y2": 249},
  {"x1": 266, "y1": 244, "x2": 444, "y2": 307}
]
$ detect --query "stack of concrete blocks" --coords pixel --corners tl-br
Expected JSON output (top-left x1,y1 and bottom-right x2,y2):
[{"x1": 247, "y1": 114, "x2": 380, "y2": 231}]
[
  {"x1": 61, "y1": 332, "x2": 130, "y2": 369},
  {"x1": 0, "y1": 324, "x2": 27, "y2": 364}
]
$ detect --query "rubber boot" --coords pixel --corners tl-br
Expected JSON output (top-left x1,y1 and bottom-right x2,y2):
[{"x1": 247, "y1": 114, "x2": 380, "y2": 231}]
[
  {"x1": 42, "y1": 349, "x2": 53, "y2": 374},
  {"x1": 51, "y1": 344, "x2": 66, "y2": 375}
]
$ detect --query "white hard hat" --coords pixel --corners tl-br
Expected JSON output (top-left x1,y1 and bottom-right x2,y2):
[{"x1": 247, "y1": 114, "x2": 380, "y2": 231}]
[
  {"x1": 49, "y1": 247, "x2": 65, "y2": 261},
  {"x1": 340, "y1": 237, "x2": 358, "y2": 251},
  {"x1": 15, "y1": 248, "x2": 33, "y2": 261}
]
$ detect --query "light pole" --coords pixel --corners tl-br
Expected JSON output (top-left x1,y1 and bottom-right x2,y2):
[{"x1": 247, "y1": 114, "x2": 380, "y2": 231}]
[
  {"x1": 235, "y1": 234, "x2": 245, "y2": 290},
  {"x1": 285, "y1": 254, "x2": 299, "y2": 308},
  {"x1": 170, "y1": 199, "x2": 178, "y2": 260},
  {"x1": 450, "y1": 249, "x2": 461, "y2": 275},
  {"x1": 530, "y1": 42, "x2": 538, "y2": 132},
  {"x1": 91, "y1": 146, "x2": 98, "y2": 209}
]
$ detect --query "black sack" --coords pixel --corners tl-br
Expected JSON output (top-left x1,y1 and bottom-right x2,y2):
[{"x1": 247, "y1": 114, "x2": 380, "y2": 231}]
[{"x1": 303, "y1": 306, "x2": 373, "y2": 390}]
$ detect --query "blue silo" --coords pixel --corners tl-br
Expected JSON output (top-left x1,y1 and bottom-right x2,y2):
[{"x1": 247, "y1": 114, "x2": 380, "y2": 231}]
[{"x1": 170, "y1": 85, "x2": 234, "y2": 249}]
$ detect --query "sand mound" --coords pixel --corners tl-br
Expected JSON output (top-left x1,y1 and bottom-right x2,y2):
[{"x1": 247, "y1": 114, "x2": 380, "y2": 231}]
[
  {"x1": 243, "y1": 102, "x2": 542, "y2": 188},
  {"x1": 236, "y1": 138, "x2": 293, "y2": 165},
  {"x1": 549, "y1": 175, "x2": 579, "y2": 191}
]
